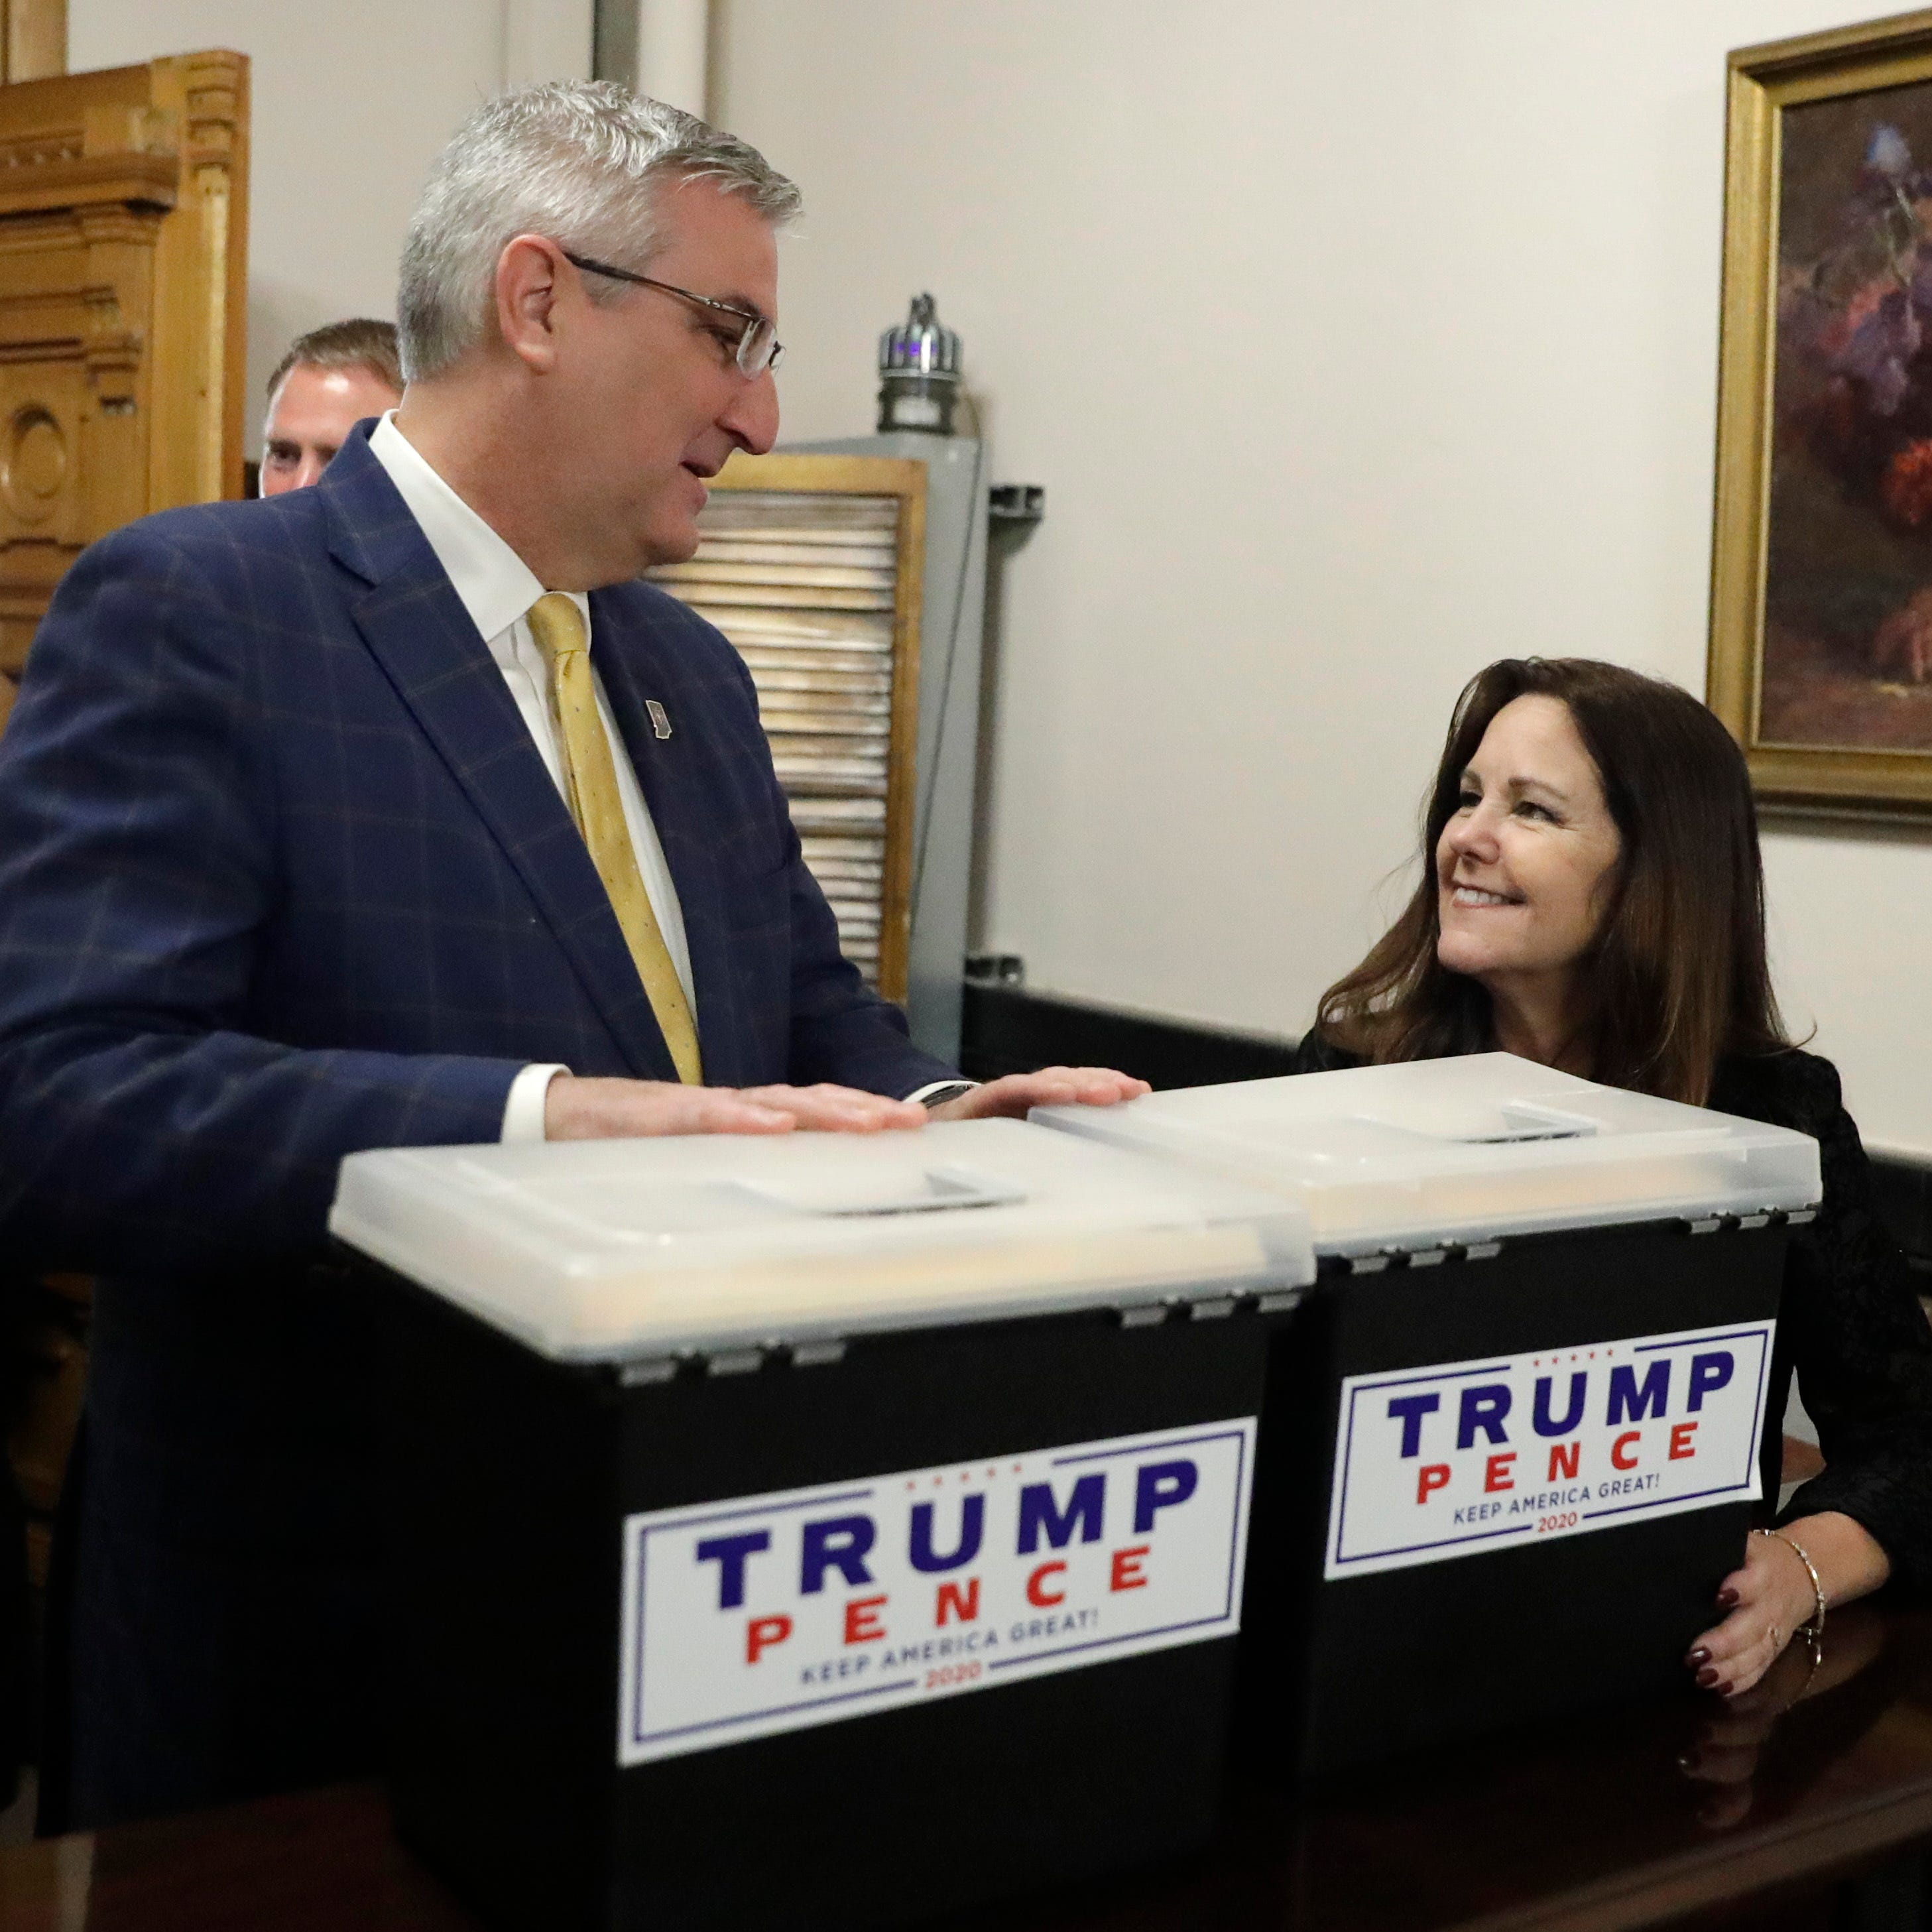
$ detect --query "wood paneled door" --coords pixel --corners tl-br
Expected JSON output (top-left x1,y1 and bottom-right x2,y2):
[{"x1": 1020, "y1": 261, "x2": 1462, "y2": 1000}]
[{"x1": 0, "y1": 50, "x2": 249, "y2": 731}]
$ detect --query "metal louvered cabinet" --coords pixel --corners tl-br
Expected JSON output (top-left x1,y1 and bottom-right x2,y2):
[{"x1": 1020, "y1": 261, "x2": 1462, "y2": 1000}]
[{"x1": 647, "y1": 441, "x2": 987, "y2": 1063}]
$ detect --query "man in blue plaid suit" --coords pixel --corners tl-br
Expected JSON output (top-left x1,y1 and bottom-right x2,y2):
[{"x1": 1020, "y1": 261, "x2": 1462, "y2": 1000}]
[{"x1": 0, "y1": 86, "x2": 1143, "y2": 1827}]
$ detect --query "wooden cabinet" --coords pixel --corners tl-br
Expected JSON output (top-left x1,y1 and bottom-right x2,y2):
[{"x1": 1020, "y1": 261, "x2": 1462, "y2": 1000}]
[
  {"x1": 648, "y1": 453, "x2": 926, "y2": 1001},
  {"x1": 0, "y1": 50, "x2": 249, "y2": 731}
]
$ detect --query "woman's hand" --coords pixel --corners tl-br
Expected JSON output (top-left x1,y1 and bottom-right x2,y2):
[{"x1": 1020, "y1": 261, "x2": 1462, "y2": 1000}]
[
  {"x1": 1686, "y1": 1512, "x2": 1890, "y2": 1698},
  {"x1": 1685, "y1": 1532, "x2": 1820, "y2": 1697},
  {"x1": 1676, "y1": 1604, "x2": 1887, "y2": 1830}
]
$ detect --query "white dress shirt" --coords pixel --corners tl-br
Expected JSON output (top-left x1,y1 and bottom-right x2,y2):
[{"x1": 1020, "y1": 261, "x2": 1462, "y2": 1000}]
[{"x1": 368, "y1": 413, "x2": 694, "y2": 1142}]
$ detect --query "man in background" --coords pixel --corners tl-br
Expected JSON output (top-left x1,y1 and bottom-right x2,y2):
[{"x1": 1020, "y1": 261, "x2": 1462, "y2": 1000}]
[{"x1": 259, "y1": 318, "x2": 403, "y2": 495}]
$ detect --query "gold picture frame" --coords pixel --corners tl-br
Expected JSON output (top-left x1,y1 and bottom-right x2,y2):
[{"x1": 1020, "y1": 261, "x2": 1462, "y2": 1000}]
[{"x1": 1711, "y1": 9, "x2": 1932, "y2": 815}]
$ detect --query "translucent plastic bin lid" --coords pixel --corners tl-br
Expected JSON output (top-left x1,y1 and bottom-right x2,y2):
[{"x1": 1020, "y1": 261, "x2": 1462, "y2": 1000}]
[
  {"x1": 1030, "y1": 1054, "x2": 1822, "y2": 1257},
  {"x1": 328, "y1": 1117, "x2": 1315, "y2": 1364}
]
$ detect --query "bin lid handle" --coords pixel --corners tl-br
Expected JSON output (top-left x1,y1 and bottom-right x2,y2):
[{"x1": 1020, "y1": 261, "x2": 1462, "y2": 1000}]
[{"x1": 733, "y1": 1164, "x2": 1026, "y2": 1219}]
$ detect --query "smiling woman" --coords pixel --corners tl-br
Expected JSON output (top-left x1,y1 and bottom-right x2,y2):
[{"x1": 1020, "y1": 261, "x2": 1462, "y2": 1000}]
[
  {"x1": 1305, "y1": 658, "x2": 1787, "y2": 1103},
  {"x1": 1293, "y1": 656, "x2": 1932, "y2": 1701},
  {"x1": 1433, "y1": 692, "x2": 1624, "y2": 1071}
]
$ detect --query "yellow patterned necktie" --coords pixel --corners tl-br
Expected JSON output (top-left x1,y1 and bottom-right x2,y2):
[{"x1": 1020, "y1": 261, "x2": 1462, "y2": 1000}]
[{"x1": 525, "y1": 593, "x2": 703, "y2": 1085}]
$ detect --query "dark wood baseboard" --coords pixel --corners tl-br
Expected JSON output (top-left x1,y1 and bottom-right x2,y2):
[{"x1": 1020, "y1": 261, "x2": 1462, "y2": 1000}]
[
  {"x1": 959, "y1": 981, "x2": 1301, "y2": 1093},
  {"x1": 957, "y1": 981, "x2": 1932, "y2": 1266}
]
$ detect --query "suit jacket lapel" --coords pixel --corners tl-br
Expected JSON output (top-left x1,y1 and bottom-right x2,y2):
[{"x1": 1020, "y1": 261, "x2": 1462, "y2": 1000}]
[
  {"x1": 591, "y1": 590, "x2": 752, "y2": 1090},
  {"x1": 319, "y1": 434, "x2": 681, "y2": 1081}
]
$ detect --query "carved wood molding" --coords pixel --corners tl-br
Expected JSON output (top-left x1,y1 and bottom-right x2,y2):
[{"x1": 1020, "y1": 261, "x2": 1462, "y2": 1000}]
[{"x1": 0, "y1": 150, "x2": 178, "y2": 216}]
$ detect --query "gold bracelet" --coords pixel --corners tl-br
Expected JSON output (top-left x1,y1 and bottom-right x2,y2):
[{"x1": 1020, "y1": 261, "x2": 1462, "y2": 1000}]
[{"x1": 1756, "y1": 1526, "x2": 1827, "y2": 1642}]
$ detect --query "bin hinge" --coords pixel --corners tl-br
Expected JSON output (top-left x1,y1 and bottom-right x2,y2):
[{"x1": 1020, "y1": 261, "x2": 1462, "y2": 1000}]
[
  {"x1": 619, "y1": 1356, "x2": 681, "y2": 1387},
  {"x1": 1255, "y1": 1286, "x2": 1305, "y2": 1315},
  {"x1": 1691, "y1": 1207, "x2": 1813, "y2": 1233}
]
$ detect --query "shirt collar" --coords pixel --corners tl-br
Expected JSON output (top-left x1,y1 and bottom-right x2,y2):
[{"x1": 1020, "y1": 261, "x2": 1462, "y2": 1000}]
[{"x1": 367, "y1": 410, "x2": 580, "y2": 645}]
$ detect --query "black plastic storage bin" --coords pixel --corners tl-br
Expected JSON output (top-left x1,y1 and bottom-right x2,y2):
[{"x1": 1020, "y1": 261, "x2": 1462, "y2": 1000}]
[
  {"x1": 1246, "y1": 1213, "x2": 1793, "y2": 1778},
  {"x1": 1032, "y1": 1053, "x2": 1822, "y2": 1781},
  {"x1": 330, "y1": 1118, "x2": 1313, "y2": 1929}
]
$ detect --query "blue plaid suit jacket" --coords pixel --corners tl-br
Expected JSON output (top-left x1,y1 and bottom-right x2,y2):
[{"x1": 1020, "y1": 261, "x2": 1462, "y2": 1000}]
[
  {"x1": 0, "y1": 426, "x2": 954, "y2": 1825},
  {"x1": 0, "y1": 424, "x2": 951, "y2": 1277}
]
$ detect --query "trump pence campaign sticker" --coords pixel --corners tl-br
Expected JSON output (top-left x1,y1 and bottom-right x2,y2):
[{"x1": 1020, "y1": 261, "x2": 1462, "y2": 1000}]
[
  {"x1": 1325, "y1": 1319, "x2": 1775, "y2": 1579},
  {"x1": 617, "y1": 1417, "x2": 1256, "y2": 1766}
]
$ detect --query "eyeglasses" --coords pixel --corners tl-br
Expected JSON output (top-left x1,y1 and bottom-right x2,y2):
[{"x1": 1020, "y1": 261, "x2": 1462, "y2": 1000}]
[{"x1": 562, "y1": 249, "x2": 784, "y2": 376}]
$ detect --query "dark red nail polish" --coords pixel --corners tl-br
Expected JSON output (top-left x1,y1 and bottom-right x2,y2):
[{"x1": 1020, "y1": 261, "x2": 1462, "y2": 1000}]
[
  {"x1": 1697, "y1": 1666, "x2": 1720, "y2": 1688},
  {"x1": 1686, "y1": 1647, "x2": 1711, "y2": 1667},
  {"x1": 1717, "y1": 1681, "x2": 1735, "y2": 1697},
  {"x1": 1717, "y1": 1587, "x2": 1739, "y2": 1608}
]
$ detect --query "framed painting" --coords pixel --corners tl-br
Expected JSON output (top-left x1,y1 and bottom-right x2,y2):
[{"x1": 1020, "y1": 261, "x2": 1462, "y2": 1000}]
[{"x1": 1711, "y1": 9, "x2": 1932, "y2": 815}]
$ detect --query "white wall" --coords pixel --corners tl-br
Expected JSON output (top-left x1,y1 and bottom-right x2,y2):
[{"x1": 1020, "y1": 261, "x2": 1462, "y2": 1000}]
[
  {"x1": 713, "y1": 0, "x2": 1932, "y2": 1156},
  {"x1": 68, "y1": 0, "x2": 592, "y2": 450}
]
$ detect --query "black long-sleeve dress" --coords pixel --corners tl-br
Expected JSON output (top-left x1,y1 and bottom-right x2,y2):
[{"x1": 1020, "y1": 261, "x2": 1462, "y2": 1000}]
[{"x1": 1290, "y1": 1034, "x2": 1932, "y2": 1588}]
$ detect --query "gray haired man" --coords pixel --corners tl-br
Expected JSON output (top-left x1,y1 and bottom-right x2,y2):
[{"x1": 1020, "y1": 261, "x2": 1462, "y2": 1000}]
[
  {"x1": 5, "y1": 83, "x2": 1142, "y2": 1829},
  {"x1": 381, "y1": 82, "x2": 1136, "y2": 1145}
]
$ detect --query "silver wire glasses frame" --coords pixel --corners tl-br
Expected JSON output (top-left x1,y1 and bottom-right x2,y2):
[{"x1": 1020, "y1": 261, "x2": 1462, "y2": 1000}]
[{"x1": 562, "y1": 249, "x2": 784, "y2": 376}]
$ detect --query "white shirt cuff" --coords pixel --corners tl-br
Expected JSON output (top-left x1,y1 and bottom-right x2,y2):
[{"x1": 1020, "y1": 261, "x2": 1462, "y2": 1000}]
[
  {"x1": 502, "y1": 1063, "x2": 570, "y2": 1142},
  {"x1": 906, "y1": 1079, "x2": 979, "y2": 1109}
]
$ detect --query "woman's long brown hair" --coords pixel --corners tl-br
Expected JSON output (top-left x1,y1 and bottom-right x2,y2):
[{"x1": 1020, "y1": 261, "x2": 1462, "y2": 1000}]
[{"x1": 1311, "y1": 658, "x2": 1791, "y2": 1105}]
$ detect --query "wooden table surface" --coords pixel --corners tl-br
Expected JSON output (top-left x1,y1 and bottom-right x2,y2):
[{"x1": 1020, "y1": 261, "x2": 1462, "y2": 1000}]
[{"x1": 6, "y1": 1604, "x2": 1932, "y2": 1932}]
